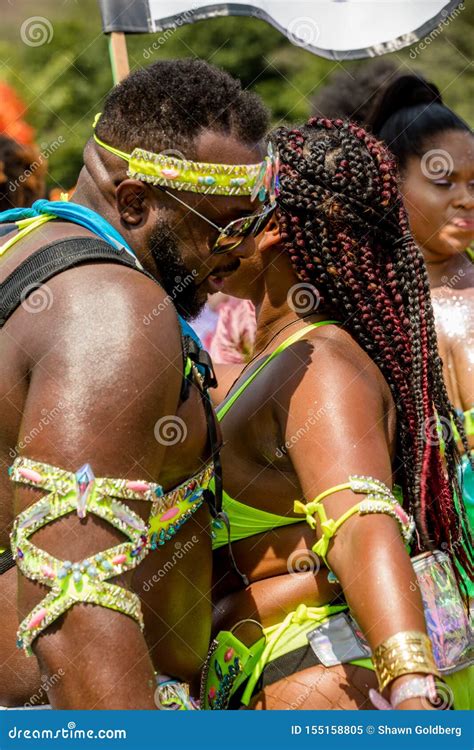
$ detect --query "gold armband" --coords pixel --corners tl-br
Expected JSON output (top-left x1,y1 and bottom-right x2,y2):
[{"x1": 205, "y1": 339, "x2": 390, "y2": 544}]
[{"x1": 373, "y1": 630, "x2": 439, "y2": 692}]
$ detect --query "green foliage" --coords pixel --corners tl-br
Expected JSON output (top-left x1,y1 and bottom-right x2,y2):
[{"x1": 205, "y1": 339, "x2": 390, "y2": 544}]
[{"x1": 0, "y1": 0, "x2": 472, "y2": 189}]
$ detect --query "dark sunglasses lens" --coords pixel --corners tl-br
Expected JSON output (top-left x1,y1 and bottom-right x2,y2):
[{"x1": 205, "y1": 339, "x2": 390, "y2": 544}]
[
  {"x1": 212, "y1": 235, "x2": 244, "y2": 254},
  {"x1": 253, "y1": 206, "x2": 275, "y2": 234},
  {"x1": 212, "y1": 205, "x2": 276, "y2": 254}
]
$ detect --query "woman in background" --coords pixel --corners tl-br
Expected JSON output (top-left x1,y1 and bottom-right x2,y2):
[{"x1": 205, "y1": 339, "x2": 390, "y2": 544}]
[{"x1": 368, "y1": 76, "x2": 474, "y2": 601}]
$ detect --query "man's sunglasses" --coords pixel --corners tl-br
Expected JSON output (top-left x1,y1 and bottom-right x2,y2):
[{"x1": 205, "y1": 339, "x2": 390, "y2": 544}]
[{"x1": 155, "y1": 185, "x2": 276, "y2": 254}]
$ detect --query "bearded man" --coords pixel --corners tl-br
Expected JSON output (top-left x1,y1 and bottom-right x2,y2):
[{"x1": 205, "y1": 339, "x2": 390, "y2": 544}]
[{"x1": 0, "y1": 59, "x2": 273, "y2": 708}]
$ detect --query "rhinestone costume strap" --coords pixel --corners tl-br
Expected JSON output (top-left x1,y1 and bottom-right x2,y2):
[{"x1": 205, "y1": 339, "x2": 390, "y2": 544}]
[
  {"x1": 92, "y1": 115, "x2": 279, "y2": 201},
  {"x1": 149, "y1": 463, "x2": 214, "y2": 549},
  {"x1": 9, "y1": 456, "x2": 162, "y2": 655},
  {"x1": 128, "y1": 149, "x2": 261, "y2": 197},
  {"x1": 293, "y1": 476, "x2": 415, "y2": 565}
]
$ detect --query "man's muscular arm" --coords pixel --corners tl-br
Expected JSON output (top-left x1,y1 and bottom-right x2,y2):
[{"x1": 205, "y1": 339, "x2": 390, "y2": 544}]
[{"x1": 13, "y1": 263, "x2": 182, "y2": 709}]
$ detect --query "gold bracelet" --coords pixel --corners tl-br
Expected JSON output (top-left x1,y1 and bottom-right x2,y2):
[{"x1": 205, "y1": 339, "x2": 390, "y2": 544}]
[{"x1": 373, "y1": 631, "x2": 439, "y2": 692}]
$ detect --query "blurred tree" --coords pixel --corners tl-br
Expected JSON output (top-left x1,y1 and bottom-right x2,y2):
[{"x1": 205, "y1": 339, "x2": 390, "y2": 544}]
[{"x1": 0, "y1": 0, "x2": 472, "y2": 190}]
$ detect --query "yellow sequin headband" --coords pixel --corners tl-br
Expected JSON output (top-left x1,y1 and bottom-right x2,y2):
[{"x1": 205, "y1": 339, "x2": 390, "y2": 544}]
[{"x1": 92, "y1": 113, "x2": 279, "y2": 201}]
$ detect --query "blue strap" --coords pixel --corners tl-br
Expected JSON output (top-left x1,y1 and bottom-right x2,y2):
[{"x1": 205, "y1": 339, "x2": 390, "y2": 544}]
[
  {"x1": 0, "y1": 200, "x2": 137, "y2": 259},
  {"x1": 0, "y1": 200, "x2": 202, "y2": 346}
]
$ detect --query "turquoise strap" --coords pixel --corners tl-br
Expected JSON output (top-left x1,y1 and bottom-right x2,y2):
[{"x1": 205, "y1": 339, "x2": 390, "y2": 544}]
[
  {"x1": 217, "y1": 321, "x2": 339, "y2": 421},
  {"x1": 0, "y1": 199, "x2": 203, "y2": 349}
]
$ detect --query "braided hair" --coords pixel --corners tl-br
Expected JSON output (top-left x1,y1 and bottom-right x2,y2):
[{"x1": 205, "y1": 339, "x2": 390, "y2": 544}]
[{"x1": 272, "y1": 116, "x2": 473, "y2": 590}]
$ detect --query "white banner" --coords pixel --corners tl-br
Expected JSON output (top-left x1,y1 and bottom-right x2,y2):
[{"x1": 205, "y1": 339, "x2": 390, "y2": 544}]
[{"x1": 99, "y1": 0, "x2": 464, "y2": 59}]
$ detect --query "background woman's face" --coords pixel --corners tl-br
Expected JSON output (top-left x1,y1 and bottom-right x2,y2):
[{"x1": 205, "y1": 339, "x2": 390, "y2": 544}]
[{"x1": 401, "y1": 129, "x2": 474, "y2": 260}]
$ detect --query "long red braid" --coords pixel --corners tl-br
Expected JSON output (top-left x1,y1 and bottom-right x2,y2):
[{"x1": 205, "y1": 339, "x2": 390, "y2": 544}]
[{"x1": 272, "y1": 116, "x2": 473, "y2": 588}]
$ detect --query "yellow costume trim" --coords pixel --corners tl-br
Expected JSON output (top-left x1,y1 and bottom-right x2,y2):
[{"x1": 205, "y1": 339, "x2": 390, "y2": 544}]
[
  {"x1": 92, "y1": 113, "x2": 279, "y2": 200},
  {"x1": 294, "y1": 476, "x2": 415, "y2": 567}
]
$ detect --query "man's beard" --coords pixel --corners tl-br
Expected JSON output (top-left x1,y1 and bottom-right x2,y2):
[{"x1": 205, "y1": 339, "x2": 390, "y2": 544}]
[{"x1": 148, "y1": 221, "x2": 206, "y2": 320}]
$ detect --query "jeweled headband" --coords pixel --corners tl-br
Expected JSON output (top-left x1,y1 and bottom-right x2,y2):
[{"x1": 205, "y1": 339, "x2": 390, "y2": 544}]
[{"x1": 92, "y1": 113, "x2": 279, "y2": 202}]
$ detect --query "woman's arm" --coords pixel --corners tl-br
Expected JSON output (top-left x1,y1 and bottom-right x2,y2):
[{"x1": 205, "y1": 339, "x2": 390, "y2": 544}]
[{"x1": 278, "y1": 334, "x2": 436, "y2": 709}]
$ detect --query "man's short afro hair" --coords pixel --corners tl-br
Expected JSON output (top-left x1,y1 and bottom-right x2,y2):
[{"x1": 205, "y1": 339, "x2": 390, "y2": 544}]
[{"x1": 96, "y1": 58, "x2": 270, "y2": 157}]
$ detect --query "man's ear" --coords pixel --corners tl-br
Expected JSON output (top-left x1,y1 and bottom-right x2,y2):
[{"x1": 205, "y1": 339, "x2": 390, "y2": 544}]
[
  {"x1": 116, "y1": 180, "x2": 149, "y2": 226},
  {"x1": 258, "y1": 216, "x2": 281, "y2": 253}
]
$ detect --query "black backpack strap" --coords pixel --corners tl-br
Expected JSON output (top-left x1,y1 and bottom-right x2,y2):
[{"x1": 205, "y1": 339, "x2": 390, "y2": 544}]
[
  {"x1": 0, "y1": 237, "x2": 155, "y2": 328},
  {"x1": 181, "y1": 337, "x2": 221, "y2": 513},
  {"x1": 0, "y1": 236, "x2": 229, "y2": 566},
  {"x1": 0, "y1": 548, "x2": 15, "y2": 575}
]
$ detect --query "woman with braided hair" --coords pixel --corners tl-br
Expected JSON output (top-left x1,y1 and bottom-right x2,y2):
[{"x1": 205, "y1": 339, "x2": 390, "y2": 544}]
[
  {"x1": 367, "y1": 75, "x2": 474, "y2": 605},
  {"x1": 203, "y1": 116, "x2": 473, "y2": 711}
]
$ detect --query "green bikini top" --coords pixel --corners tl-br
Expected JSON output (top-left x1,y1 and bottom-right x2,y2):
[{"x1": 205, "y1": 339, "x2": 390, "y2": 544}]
[
  {"x1": 211, "y1": 320, "x2": 474, "y2": 551},
  {"x1": 212, "y1": 321, "x2": 338, "y2": 550}
]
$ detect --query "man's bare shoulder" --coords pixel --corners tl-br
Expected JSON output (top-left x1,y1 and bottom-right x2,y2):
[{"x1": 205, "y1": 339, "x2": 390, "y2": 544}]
[{"x1": 9, "y1": 260, "x2": 183, "y2": 367}]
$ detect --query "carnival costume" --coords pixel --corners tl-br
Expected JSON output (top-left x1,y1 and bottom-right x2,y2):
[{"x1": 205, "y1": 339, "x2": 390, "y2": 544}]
[
  {"x1": 0, "y1": 120, "x2": 279, "y2": 708},
  {"x1": 204, "y1": 323, "x2": 473, "y2": 710}
]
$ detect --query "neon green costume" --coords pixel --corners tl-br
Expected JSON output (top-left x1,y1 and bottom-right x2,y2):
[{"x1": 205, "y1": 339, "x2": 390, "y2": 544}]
[{"x1": 207, "y1": 322, "x2": 473, "y2": 710}]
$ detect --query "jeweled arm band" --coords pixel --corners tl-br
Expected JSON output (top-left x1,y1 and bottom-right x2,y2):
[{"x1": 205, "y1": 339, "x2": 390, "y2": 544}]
[
  {"x1": 9, "y1": 456, "x2": 162, "y2": 655},
  {"x1": 373, "y1": 631, "x2": 440, "y2": 692}
]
